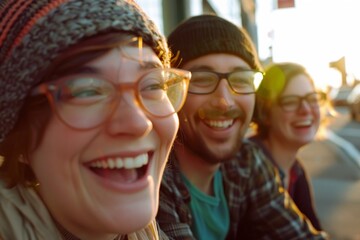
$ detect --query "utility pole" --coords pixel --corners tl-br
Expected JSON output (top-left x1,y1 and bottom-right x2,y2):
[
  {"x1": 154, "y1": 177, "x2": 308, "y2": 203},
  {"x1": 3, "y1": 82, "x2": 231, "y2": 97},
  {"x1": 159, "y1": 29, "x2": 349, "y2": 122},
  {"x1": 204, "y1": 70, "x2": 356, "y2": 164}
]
[{"x1": 239, "y1": 0, "x2": 258, "y2": 51}]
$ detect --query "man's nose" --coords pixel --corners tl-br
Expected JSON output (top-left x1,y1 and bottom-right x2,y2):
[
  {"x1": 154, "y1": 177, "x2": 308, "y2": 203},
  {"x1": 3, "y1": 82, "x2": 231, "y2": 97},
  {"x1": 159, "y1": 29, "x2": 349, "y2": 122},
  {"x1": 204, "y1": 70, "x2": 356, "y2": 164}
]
[{"x1": 211, "y1": 79, "x2": 235, "y2": 110}]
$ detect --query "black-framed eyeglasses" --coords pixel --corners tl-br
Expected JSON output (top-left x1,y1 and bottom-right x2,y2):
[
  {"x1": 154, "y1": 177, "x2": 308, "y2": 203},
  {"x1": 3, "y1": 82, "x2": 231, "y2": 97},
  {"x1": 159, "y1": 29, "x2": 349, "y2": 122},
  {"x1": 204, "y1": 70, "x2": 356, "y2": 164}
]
[
  {"x1": 278, "y1": 92, "x2": 327, "y2": 112},
  {"x1": 31, "y1": 68, "x2": 191, "y2": 130},
  {"x1": 188, "y1": 70, "x2": 264, "y2": 95}
]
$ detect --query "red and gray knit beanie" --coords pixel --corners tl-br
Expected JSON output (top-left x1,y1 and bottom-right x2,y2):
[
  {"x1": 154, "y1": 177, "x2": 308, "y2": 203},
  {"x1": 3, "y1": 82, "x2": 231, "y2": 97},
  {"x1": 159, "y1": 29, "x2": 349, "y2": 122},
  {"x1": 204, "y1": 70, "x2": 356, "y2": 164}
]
[
  {"x1": 167, "y1": 14, "x2": 261, "y2": 71},
  {"x1": 0, "y1": 0, "x2": 168, "y2": 142}
]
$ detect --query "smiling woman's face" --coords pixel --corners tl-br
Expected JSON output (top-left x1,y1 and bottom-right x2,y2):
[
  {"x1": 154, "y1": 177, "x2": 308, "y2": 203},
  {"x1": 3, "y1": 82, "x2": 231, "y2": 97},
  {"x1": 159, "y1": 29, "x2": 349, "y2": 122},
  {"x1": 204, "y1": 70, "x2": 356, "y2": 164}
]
[
  {"x1": 29, "y1": 44, "x2": 179, "y2": 239},
  {"x1": 268, "y1": 74, "x2": 320, "y2": 148}
]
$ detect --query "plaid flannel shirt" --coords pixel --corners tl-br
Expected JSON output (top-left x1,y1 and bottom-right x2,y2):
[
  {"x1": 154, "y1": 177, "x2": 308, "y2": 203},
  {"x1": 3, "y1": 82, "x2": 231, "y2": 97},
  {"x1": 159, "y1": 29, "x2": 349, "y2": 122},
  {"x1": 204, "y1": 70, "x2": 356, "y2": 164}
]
[{"x1": 156, "y1": 140, "x2": 329, "y2": 240}]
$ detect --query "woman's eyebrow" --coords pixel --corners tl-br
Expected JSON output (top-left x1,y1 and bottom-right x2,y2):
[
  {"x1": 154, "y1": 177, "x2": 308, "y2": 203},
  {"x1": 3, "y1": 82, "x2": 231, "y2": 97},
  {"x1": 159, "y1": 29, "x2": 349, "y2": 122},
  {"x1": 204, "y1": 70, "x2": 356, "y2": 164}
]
[
  {"x1": 54, "y1": 61, "x2": 163, "y2": 80},
  {"x1": 59, "y1": 66, "x2": 100, "y2": 76},
  {"x1": 50, "y1": 65, "x2": 100, "y2": 80}
]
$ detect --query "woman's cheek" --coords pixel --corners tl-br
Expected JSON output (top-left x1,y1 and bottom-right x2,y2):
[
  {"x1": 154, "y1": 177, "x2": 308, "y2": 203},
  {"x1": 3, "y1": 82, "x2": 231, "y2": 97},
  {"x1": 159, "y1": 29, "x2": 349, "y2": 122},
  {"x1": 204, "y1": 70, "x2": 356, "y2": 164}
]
[{"x1": 154, "y1": 114, "x2": 179, "y2": 144}]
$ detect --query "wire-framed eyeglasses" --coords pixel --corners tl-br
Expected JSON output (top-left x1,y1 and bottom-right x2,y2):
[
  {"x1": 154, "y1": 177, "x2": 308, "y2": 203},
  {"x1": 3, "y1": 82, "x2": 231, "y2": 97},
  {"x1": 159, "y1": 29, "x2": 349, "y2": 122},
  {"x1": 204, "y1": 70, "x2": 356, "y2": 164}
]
[
  {"x1": 188, "y1": 70, "x2": 264, "y2": 95},
  {"x1": 278, "y1": 92, "x2": 327, "y2": 112},
  {"x1": 31, "y1": 68, "x2": 191, "y2": 130}
]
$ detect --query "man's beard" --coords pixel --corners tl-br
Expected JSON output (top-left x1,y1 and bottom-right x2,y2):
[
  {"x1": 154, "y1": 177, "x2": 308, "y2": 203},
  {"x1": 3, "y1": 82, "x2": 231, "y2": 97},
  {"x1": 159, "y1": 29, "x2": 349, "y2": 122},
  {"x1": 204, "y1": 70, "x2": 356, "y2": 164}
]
[
  {"x1": 178, "y1": 107, "x2": 247, "y2": 164},
  {"x1": 183, "y1": 131, "x2": 243, "y2": 164}
]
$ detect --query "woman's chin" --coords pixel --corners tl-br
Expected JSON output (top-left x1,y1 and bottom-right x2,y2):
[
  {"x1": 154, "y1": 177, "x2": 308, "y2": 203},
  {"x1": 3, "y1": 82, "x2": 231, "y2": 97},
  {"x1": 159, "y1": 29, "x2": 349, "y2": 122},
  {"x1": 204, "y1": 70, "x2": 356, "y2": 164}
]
[{"x1": 116, "y1": 209, "x2": 155, "y2": 234}]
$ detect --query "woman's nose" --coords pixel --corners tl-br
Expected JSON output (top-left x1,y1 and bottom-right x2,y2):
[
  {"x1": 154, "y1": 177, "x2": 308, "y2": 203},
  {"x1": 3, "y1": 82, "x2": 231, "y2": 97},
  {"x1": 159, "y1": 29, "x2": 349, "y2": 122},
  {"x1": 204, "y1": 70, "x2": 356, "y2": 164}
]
[
  {"x1": 297, "y1": 99, "x2": 313, "y2": 113},
  {"x1": 105, "y1": 92, "x2": 153, "y2": 137}
]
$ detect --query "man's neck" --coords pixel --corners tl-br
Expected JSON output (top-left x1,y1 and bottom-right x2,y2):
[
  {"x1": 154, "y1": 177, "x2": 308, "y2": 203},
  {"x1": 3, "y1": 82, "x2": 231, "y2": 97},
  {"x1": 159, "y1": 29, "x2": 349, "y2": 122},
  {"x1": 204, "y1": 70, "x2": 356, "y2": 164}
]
[{"x1": 174, "y1": 143, "x2": 220, "y2": 195}]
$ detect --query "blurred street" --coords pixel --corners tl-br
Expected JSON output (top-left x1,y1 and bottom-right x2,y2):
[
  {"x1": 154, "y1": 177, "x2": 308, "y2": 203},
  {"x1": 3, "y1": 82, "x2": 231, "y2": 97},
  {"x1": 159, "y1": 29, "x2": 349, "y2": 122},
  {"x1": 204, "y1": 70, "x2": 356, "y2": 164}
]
[{"x1": 298, "y1": 107, "x2": 360, "y2": 240}]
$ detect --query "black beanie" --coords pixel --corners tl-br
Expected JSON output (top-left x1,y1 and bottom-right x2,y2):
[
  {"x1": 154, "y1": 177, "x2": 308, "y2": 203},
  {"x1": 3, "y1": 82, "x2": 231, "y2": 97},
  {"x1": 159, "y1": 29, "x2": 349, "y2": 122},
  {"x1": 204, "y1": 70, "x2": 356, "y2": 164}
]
[{"x1": 168, "y1": 14, "x2": 261, "y2": 70}]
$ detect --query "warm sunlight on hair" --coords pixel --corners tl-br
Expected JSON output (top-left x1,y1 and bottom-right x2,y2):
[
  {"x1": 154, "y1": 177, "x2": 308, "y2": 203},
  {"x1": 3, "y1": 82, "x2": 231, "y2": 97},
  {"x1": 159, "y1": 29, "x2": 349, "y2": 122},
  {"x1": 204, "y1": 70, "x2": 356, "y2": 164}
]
[{"x1": 254, "y1": 71, "x2": 264, "y2": 90}]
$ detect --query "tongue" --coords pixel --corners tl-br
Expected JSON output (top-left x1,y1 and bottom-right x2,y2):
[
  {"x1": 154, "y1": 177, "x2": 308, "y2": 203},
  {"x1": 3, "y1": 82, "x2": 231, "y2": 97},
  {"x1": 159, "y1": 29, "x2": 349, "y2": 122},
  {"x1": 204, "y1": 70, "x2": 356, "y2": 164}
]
[{"x1": 92, "y1": 168, "x2": 138, "y2": 183}]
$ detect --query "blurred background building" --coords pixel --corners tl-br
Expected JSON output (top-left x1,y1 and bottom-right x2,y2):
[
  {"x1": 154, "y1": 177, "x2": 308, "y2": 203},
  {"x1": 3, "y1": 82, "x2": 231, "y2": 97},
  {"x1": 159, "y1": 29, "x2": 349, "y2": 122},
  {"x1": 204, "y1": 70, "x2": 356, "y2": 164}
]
[{"x1": 136, "y1": 0, "x2": 360, "y2": 92}]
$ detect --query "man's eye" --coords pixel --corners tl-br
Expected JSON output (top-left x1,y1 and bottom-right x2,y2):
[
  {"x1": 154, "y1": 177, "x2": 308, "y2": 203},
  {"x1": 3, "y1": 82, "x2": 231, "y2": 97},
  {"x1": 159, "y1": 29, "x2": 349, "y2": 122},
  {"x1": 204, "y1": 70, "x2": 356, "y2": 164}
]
[
  {"x1": 230, "y1": 77, "x2": 253, "y2": 86},
  {"x1": 191, "y1": 75, "x2": 216, "y2": 86}
]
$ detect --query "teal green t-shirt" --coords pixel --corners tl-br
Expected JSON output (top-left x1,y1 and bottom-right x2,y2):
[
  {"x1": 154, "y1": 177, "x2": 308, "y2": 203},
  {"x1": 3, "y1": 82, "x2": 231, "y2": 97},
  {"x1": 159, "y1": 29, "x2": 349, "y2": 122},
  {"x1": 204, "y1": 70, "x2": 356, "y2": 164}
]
[{"x1": 181, "y1": 170, "x2": 230, "y2": 240}]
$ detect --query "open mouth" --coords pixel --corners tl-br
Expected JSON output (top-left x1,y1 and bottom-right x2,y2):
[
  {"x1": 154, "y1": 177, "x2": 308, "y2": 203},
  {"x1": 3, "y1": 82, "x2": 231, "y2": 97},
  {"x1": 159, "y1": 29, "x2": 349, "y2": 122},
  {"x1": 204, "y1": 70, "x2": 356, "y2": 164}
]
[
  {"x1": 87, "y1": 153, "x2": 151, "y2": 183},
  {"x1": 293, "y1": 119, "x2": 312, "y2": 128},
  {"x1": 204, "y1": 119, "x2": 234, "y2": 129}
]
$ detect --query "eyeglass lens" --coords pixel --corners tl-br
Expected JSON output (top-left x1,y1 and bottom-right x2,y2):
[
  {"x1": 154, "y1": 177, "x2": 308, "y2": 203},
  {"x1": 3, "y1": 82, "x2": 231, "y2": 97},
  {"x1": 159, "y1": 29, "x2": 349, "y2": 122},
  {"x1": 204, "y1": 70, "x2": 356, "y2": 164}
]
[
  {"x1": 189, "y1": 70, "x2": 262, "y2": 94},
  {"x1": 50, "y1": 69, "x2": 190, "y2": 129},
  {"x1": 279, "y1": 92, "x2": 325, "y2": 112}
]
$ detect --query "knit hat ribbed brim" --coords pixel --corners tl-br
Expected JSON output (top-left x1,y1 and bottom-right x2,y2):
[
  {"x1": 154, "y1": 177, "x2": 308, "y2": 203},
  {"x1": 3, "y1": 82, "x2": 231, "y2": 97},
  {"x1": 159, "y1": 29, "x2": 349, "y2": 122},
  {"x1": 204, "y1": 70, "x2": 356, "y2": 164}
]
[
  {"x1": 0, "y1": 0, "x2": 168, "y2": 142},
  {"x1": 168, "y1": 14, "x2": 261, "y2": 70}
]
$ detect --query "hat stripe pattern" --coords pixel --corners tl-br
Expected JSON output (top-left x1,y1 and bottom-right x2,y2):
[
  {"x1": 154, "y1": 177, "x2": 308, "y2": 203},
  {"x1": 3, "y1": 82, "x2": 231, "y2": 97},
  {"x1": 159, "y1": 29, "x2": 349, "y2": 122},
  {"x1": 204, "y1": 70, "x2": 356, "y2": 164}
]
[
  {"x1": 0, "y1": 1, "x2": 8, "y2": 10},
  {"x1": 11, "y1": 0, "x2": 69, "y2": 57},
  {"x1": 0, "y1": 0, "x2": 68, "y2": 61},
  {"x1": 0, "y1": 0, "x2": 37, "y2": 61},
  {"x1": 0, "y1": 0, "x2": 15, "y2": 20},
  {"x1": 0, "y1": 0, "x2": 32, "y2": 60}
]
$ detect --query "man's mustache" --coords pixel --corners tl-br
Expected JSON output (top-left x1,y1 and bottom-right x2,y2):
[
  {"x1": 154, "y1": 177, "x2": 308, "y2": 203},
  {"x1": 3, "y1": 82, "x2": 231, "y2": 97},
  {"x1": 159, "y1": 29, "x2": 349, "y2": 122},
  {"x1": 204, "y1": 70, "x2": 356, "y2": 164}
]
[{"x1": 198, "y1": 108, "x2": 244, "y2": 120}]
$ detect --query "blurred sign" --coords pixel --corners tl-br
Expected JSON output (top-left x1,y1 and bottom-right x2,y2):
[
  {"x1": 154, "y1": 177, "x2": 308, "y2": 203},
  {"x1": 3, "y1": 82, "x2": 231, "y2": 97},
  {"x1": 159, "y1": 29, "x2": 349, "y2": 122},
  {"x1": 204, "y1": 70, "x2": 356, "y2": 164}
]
[
  {"x1": 330, "y1": 56, "x2": 347, "y2": 86},
  {"x1": 277, "y1": 0, "x2": 295, "y2": 8}
]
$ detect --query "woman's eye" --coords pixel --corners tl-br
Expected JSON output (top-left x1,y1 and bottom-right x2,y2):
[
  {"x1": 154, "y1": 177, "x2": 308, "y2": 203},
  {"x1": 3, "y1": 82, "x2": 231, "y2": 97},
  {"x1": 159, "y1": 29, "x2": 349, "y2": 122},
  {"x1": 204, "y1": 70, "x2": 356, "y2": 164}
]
[
  {"x1": 58, "y1": 78, "x2": 113, "y2": 104},
  {"x1": 138, "y1": 79, "x2": 166, "y2": 101},
  {"x1": 59, "y1": 87, "x2": 109, "y2": 105},
  {"x1": 142, "y1": 83, "x2": 164, "y2": 91},
  {"x1": 140, "y1": 75, "x2": 166, "y2": 91},
  {"x1": 71, "y1": 88, "x2": 104, "y2": 98}
]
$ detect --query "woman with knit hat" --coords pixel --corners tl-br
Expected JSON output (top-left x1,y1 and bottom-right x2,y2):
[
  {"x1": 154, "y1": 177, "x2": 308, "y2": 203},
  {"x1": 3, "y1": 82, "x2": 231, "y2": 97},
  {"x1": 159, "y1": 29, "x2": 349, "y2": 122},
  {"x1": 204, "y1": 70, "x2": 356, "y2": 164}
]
[
  {"x1": 0, "y1": 0, "x2": 190, "y2": 239},
  {"x1": 156, "y1": 14, "x2": 328, "y2": 240}
]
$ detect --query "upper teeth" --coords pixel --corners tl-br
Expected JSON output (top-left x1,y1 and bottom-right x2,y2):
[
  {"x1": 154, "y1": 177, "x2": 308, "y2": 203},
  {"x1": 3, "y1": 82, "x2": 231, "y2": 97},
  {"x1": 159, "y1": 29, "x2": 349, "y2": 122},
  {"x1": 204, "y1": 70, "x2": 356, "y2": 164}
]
[
  {"x1": 206, "y1": 119, "x2": 233, "y2": 128},
  {"x1": 89, "y1": 153, "x2": 148, "y2": 169},
  {"x1": 294, "y1": 120, "x2": 312, "y2": 127}
]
